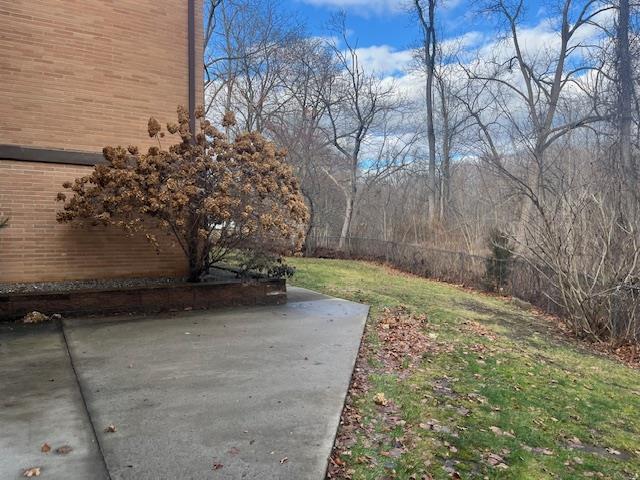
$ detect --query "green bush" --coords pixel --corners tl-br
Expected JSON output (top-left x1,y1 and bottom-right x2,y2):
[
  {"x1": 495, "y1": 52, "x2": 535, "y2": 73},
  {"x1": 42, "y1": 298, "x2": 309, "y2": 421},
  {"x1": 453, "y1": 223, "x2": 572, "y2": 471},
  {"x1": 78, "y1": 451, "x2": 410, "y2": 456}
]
[
  {"x1": 484, "y1": 228, "x2": 513, "y2": 292},
  {"x1": 234, "y1": 250, "x2": 296, "y2": 279}
]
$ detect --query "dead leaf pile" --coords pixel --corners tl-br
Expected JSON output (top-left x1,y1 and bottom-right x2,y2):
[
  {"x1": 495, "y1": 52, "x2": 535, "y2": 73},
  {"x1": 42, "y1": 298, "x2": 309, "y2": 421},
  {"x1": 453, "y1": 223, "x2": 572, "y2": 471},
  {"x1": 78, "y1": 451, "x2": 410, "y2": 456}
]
[
  {"x1": 376, "y1": 306, "x2": 434, "y2": 372},
  {"x1": 327, "y1": 335, "x2": 375, "y2": 479},
  {"x1": 595, "y1": 342, "x2": 640, "y2": 368},
  {"x1": 462, "y1": 320, "x2": 498, "y2": 341}
]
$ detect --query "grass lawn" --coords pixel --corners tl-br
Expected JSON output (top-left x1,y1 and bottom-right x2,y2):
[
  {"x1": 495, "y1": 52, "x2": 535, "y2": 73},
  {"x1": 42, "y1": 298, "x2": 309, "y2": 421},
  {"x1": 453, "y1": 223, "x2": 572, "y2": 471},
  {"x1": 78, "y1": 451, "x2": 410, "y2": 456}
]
[{"x1": 289, "y1": 258, "x2": 640, "y2": 480}]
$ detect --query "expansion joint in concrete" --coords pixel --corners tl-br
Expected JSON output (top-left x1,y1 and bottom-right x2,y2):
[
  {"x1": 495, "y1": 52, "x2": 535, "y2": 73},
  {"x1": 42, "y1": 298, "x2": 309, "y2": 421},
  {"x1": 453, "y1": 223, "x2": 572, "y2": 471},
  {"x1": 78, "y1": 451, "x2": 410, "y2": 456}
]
[{"x1": 59, "y1": 320, "x2": 113, "y2": 480}]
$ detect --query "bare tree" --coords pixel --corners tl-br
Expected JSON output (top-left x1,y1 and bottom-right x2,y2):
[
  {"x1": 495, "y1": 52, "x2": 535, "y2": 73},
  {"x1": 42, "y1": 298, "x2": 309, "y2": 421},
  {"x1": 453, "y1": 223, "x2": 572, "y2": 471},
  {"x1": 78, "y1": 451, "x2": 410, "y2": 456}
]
[
  {"x1": 320, "y1": 16, "x2": 402, "y2": 248},
  {"x1": 203, "y1": 0, "x2": 298, "y2": 126},
  {"x1": 461, "y1": 0, "x2": 611, "y2": 243},
  {"x1": 414, "y1": 0, "x2": 439, "y2": 224},
  {"x1": 266, "y1": 38, "x2": 336, "y2": 250},
  {"x1": 434, "y1": 62, "x2": 473, "y2": 222}
]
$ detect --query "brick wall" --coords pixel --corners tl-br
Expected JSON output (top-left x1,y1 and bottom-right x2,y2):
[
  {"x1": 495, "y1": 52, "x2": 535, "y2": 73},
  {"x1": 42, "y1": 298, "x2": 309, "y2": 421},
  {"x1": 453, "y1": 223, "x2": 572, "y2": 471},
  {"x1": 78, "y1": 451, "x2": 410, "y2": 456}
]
[
  {"x1": 0, "y1": 0, "x2": 203, "y2": 151},
  {"x1": 0, "y1": 0, "x2": 203, "y2": 283},
  {"x1": 0, "y1": 161, "x2": 188, "y2": 283}
]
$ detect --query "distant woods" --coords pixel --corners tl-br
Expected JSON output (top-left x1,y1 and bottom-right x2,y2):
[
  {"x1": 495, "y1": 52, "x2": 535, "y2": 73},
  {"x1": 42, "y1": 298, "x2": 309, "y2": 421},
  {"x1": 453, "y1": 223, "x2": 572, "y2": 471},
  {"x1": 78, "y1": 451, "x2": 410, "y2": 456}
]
[{"x1": 203, "y1": 0, "x2": 640, "y2": 344}]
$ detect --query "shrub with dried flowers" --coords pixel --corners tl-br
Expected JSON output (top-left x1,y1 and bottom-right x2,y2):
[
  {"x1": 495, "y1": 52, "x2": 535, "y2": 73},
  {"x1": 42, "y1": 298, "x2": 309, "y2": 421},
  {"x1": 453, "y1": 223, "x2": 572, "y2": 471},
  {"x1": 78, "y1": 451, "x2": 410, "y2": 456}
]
[{"x1": 57, "y1": 106, "x2": 308, "y2": 282}]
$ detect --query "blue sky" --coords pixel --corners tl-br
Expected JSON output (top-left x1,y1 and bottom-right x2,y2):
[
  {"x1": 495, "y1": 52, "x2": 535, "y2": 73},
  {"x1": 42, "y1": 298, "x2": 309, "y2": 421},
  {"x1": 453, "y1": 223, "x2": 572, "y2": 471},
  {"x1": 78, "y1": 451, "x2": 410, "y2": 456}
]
[{"x1": 286, "y1": 0, "x2": 548, "y2": 52}]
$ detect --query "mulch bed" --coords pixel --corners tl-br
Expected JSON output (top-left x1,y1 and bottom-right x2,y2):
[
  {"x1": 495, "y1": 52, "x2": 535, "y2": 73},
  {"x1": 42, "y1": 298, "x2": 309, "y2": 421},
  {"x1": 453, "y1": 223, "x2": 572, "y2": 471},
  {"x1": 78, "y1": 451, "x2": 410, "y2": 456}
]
[
  {"x1": 0, "y1": 276, "x2": 186, "y2": 295},
  {"x1": 0, "y1": 268, "x2": 243, "y2": 295}
]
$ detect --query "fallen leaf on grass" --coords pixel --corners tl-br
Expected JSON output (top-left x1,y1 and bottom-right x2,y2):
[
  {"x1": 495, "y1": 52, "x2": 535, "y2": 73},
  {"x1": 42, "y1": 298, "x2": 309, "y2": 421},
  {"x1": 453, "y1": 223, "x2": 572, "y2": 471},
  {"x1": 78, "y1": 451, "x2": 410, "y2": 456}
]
[
  {"x1": 55, "y1": 445, "x2": 73, "y2": 455},
  {"x1": 523, "y1": 446, "x2": 554, "y2": 455},
  {"x1": 456, "y1": 407, "x2": 470, "y2": 416},
  {"x1": 486, "y1": 453, "x2": 509, "y2": 469},
  {"x1": 23, "y1": 467, "x2": 41, "y2": 477},
  {"x1": 355, "y1": 455, "x2": 372, "y2": 464},
  {"x1": 487, "y1": 453, "x2": 503, "y2": 465},
  {"x1": 568, "y1": 436, "x2": 583, "y2": 447},
  {"x1": 443, "y1": 462, "x2": 461, "y2": 478},
  {"x1": 489, "y1": 426, "x2": 515, "y2": 438},
  {"x1": 40, "y1": 443, "x2": 51, "y2": 453},
  {"x1": 374, "y1": 392, "x2": 388, "y2": 406}
]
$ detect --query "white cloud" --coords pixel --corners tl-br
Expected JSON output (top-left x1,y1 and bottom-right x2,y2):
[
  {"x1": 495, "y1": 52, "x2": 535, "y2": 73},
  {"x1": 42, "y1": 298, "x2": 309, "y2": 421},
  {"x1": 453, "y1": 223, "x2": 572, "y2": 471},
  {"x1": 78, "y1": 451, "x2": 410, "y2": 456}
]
[
  {"x1": 351, "y1": 31, "x2": 483, "y2": 78},
  {"x1": 353, "y1": 45, "x2": 415, "y2": 75}
]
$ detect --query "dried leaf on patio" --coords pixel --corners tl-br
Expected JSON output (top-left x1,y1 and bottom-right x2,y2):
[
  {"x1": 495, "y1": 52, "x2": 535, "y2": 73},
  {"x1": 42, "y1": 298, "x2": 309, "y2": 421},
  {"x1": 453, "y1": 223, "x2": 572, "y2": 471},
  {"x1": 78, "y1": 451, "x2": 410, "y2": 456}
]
[
  {"x1": 55, "y1": 445, "x2": 73, "y2": 455},
  {"x1": 22, "y1": 467, "x2": 41, "y2": 477},
  {"x1": 22, "y1": 312, "x2": 49, "y2": 324}
]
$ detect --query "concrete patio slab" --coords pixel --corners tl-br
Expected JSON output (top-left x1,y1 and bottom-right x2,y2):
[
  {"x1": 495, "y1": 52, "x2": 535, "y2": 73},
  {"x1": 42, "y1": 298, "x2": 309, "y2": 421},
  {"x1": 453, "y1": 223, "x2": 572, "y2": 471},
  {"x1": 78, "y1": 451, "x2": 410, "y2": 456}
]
[
  {"x1": 0, "y1": 322, "x2": 109, "y2": 480},
  {"x1": 61, "y1": 287, "x2": 368, "y2": 479}
]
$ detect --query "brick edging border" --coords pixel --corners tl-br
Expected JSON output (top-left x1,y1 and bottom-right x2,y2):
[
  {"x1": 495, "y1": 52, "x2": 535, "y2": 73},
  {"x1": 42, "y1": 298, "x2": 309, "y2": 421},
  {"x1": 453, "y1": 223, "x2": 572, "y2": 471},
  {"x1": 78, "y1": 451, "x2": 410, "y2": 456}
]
[{"x1": 0, "y1": 279, "x2": 287, "y2": 321}]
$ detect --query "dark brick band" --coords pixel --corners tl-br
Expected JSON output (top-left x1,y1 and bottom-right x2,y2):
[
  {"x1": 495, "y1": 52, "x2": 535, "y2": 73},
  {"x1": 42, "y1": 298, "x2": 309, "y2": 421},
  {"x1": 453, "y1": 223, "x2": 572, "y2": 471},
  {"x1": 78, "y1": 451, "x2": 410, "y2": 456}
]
[{"x1": 0, "y1": 144, "x2": 105, "y2": 166}]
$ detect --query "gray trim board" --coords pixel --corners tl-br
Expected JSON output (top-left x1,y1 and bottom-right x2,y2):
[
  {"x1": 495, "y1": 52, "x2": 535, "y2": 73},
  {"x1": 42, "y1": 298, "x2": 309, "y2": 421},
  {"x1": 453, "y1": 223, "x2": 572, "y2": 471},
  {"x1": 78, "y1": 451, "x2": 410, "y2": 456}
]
[
  {"x1": 188, "y1": 0, "x2": 197, "y2": 139},
  {"x1": 0, "y1": 144, "x2": 105, "y2": 166}
]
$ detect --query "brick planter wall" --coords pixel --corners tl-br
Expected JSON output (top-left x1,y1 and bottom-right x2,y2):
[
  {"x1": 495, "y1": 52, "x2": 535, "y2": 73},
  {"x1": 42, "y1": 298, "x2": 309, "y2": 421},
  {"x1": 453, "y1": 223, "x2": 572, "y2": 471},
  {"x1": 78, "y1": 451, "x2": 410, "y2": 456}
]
[{"x1": 0, "y1": 279, "x2": 287, "y2": 321}]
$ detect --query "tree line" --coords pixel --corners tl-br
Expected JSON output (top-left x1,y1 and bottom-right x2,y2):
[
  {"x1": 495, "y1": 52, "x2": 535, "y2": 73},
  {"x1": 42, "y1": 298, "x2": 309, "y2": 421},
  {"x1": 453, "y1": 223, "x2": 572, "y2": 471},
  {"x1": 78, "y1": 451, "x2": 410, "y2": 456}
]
[{"x1": 204, "y1": 0, "x2": 640, "y2": 343}]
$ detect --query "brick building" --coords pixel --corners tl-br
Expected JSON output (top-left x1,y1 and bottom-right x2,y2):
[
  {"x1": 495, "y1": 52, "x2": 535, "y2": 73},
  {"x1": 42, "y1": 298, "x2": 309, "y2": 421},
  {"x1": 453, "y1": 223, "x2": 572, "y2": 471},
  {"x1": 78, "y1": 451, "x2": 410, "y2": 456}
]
[{"x1": 0, "y1": 0, "x2": 203, "y2": 283}]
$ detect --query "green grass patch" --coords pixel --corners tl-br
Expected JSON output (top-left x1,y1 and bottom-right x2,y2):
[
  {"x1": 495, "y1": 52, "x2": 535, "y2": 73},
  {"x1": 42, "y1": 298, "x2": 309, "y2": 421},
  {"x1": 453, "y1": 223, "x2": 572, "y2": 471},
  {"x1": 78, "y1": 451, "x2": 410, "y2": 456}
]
[{"x1": 289, "y1": 258, "x2": 640, "y2": 480}]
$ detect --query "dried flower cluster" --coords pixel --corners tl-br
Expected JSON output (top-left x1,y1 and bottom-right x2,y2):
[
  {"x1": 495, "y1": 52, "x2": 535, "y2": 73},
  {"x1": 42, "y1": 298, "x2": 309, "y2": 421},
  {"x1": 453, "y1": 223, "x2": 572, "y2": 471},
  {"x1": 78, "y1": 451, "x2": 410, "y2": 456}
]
[{"x1": 57, "y1": 106, "x2": 308, "y2": 281}]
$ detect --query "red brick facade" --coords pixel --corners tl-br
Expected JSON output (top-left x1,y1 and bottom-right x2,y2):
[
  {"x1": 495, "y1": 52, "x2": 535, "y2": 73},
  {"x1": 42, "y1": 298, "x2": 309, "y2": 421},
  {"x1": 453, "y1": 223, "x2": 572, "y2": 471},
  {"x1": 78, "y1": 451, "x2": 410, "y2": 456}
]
[{"x1": 0, "y1": 0, "x2": 203, "y2": 283}]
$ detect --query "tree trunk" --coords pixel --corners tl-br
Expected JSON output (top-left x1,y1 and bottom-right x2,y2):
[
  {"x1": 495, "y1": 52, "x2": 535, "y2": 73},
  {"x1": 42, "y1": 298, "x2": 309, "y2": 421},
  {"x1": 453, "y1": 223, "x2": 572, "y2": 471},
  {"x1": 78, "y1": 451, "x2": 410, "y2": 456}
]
[
  {"x1": 441, "y1": 127, "x2": 451, "y2": 222},
  {"x1": 303, "y1": 189, "x2": 315, "y2": 256},
  {"x1": 186, "y1": 238, "x2": 202, "y2": 283},
  {"x1": 338, "y1": 154, "x2": 358, "y2": 249},
  {"x1": 618, "y1": 0, "x2": 634, "y2": 180},
  {"x1": 415, "y1": 0, "x2": 438, "y2": 224},
  {"x1": 427, "y1": 82, "x2": 437, "y2": 224},
  {"x1": 338, "y1": 192, "x2": 354, "y2": 250},
  {"x1": 186, "y1": 214, "x2": 203, "y2": 283},
  {"x1": 515, "y1": 150, "x2": 544, "y2": 247}
]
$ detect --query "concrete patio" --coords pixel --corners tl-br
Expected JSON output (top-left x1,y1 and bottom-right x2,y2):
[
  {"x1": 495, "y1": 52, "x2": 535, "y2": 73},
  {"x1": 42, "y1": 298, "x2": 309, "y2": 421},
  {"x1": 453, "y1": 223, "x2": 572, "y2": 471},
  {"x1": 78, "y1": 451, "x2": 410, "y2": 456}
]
[{"x1": 0, "y1": 287, "x2": 368, "y2": 479}]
